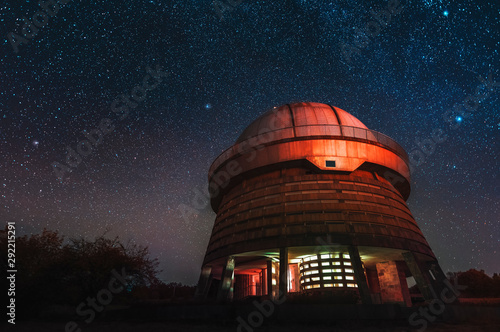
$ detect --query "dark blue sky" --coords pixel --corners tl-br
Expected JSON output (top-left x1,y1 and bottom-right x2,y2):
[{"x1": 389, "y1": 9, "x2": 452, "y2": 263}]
[{"x1": 1, "y1": 0, "x2": 498, "y2": 284}]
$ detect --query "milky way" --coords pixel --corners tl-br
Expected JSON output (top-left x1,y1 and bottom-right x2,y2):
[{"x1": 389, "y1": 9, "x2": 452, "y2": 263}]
[{"x1": 1, "y1": 0, "x2": 498, "y2": 284}]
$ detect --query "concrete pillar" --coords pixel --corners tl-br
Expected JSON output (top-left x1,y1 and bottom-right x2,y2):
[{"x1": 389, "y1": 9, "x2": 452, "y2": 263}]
[
  {"x1": 347, "y1": 245, "x2": 372, "y2": 304},
  {"x1": 216, "y1": 256, "x2": 235, "y2": 302},
  {"x1": 279, "y1": 247, "x2": 288, "y2": 297},
  {"x1": 396, "y1": 261, "x2": 412, "y2": 307},
  {"x1": 402, "y1": 251, "x2": 436, "y2": 300},
  {"x1": 365, "y1": 267, "x2": 381, "y2": 304},
  {"x1": 267, "y1": 259, "x2": 273, "y2": 298},
  {"x1": 260, "y1": 268, "x2": 265, "y2": 296},
  {"x1": 194, "y1": 265, "x2": 212, "y2": 299}
]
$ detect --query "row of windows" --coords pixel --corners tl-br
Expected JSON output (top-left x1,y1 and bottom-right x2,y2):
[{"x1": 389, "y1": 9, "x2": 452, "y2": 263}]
[
  {"x1": 303, "y1": 253, "x2": 350, "y2": 261},
  {"x1": 301, "y1": 261, "x2": 352, "y2": 268},
  {"x1": 301, "y1": 275, "x2": 355, "y2": 282},
  {"x1": 301, "y1": 268, "x2": 355, "y2": 275},
  {"x1": 304, "y1": 283, "x2": 357, "y2": 289}
]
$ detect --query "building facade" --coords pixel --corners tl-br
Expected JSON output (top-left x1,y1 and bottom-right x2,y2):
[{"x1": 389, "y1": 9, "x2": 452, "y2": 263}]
[{"x1": 196, "y1": 102, "x2": 446, "y2": 306}]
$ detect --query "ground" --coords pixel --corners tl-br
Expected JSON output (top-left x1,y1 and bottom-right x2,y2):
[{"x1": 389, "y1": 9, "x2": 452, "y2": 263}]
[{"x1": 2, "y1": 320, "x2": 500, "y2": 332}]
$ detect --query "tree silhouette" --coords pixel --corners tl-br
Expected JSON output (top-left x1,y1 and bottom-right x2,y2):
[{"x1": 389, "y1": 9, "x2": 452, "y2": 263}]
[{"x1": 0, "y1": 226, "x2": 161, "y2": 318}]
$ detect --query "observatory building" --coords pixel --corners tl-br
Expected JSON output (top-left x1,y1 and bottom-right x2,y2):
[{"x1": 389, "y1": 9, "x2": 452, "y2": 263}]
[{"x1": 196, "y1": 102, "x2": 446, "y2": 306}]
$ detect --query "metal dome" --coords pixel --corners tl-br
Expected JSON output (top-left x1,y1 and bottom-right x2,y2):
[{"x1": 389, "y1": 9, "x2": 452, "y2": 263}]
[
  {"x1": 236, "y1": 102, "x2": 368, "y2": 144},
  {"x1": 209, "y1": 102, "x2": 411, "y2": 211}
]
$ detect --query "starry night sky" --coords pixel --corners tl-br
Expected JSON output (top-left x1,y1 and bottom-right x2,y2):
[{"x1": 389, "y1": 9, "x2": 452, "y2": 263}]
[{"x1": 1, "y1": 0, "x2": 498, "y2": 285}]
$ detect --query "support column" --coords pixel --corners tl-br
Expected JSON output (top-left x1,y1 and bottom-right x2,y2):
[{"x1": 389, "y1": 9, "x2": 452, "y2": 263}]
[
  {"x1": 267, "y1": 259, "x2": 273, "y2": 299},
  {"x1": 427, "y1": 260, "x2": 448, "y2": 298},
  {"x1": 402, "y1": 251, "x2": 436, "y2": 300},
  {"x1": 260, "y1": 268, "x2": 266, "y2": 296},
  {"x1": 347, "y1": 245, "x2": 372, "y2": 304},
  {"x1": 397, "y1": 261, "x2": 412, "y2": 307},
  {"x1": 216, "y1": 256, "x2": 235, "y2": 302},
  {"x1": 279, "y1": 247, "x2": 288, "y2": 297},
  {"x1": 365, "y1": 267, "x2": 381, "y2": 304},
  {"x1": 194, "y1": 265, "x2": 212, "y2": 299}
]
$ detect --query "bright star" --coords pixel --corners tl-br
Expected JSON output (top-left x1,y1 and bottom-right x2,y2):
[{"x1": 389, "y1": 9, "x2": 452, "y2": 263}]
[
  {"x1": 456, "y1": 116, "x2": 463, "y2": 122},
  {"x1": 32, "y1": 140, "x2": 39, "y2": 147},
  {"x1": 205, "y1": 103, "x2": 212, "y2": 110},
  {"x1": 443, "y1": 10, "x2": 449, "y2": 17}
]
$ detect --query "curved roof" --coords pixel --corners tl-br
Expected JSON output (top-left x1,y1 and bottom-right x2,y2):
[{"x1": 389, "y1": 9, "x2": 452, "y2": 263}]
[
  {"x1": 208, "y1": 101, "x2": 412, "y2": 204},
  {"x1": 236, "y1": 102, "x2": 367, "y2": 143}
]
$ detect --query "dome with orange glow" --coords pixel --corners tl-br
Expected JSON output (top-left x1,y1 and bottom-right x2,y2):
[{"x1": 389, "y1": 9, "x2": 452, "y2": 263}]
[
  {"x1": 209, "y1": 102, "x2": 411, "y2": 208},
  {"x1": 236, "y1": 102, "x2": 368, "y2": 143}
]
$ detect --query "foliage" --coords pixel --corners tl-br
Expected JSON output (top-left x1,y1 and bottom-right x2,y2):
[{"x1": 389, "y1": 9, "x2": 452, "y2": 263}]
[
  {"x1": 0, "y1": 226, "x2": 161, "y2": 317},
  {"x1": 456, "y1": 269, "x2": 500, "y2": 298}
]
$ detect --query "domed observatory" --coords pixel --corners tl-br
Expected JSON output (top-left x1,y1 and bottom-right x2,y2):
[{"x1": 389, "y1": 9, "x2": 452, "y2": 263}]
[{"x1": 195, "y1": 102, "x2": 446, "y2": 306}]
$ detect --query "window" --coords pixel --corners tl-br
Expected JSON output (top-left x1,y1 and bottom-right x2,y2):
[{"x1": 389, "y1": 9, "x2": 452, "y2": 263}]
[
  {"x1": 326, "y1": 160, "x2": 336, "y2": 167},
  {"x1": 345, "y1": 276, "x2": 354, "y2": 280}
]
